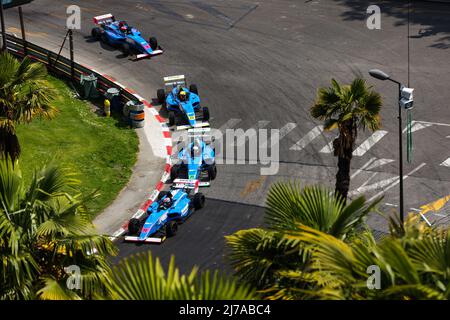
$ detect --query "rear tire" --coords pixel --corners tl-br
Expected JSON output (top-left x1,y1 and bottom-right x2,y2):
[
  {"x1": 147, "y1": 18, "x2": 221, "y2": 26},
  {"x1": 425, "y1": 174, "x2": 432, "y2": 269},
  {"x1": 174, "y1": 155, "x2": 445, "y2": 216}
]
[
  {"x1": 168, "y1": 111, "x2": 175, "y2": 127},
  {"x1": 207, "y1": 165, "x2": 217, "y2": 180},
  {"x1": 166, "y1": 221, "x2": 178, "y2": 237},
  {"x1": 157, "y1": 89, "x2": 166, "y2": 104},
  {"x1": 193, "y1": 193, "x2": 205, "y2": 210},
  {"x1": 128, "y1": 218, "x2": 141, "y2": 235},
  {"x1": 100, "y1": 33, "x2": 109, "y2": 44},
  {"x1": 189, "y1": 84, "x2": 198, "y2": 95},
  {"x1": 91, "y1": 27, "x2": 101, "y2": 40},
  {"x1": 170, "y1": 165, "x2": 179, "y2": 181},
  {"x1": 202, "y1": 106, "x2": 210, "y2": 121},
  {"x1": 149, "y1": 37, "x2": 158, "y2": 50}
]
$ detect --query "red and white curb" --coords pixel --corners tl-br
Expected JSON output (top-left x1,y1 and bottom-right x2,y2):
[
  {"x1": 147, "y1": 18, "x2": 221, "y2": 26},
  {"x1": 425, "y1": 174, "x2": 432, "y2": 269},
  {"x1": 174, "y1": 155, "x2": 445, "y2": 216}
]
[{"x1": 82, "y1": 67, "x2": 173, "y2": 241}]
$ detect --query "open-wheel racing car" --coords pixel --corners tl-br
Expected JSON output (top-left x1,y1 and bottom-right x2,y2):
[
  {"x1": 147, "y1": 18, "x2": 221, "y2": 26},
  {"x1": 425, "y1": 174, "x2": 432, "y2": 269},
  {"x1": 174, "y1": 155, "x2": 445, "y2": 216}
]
[
  {"x1": 91, "y1": 14, "x2": 163, "y2": 59},
  {"x1": 171, "y1": 128, "x2": 217, "y2": 183},
  {"x1": 124, "y1": 179, "x2": 205, "y2": 243},
  {"x1": 157, "y1": 75, "x2": 210, "y2": 130}
]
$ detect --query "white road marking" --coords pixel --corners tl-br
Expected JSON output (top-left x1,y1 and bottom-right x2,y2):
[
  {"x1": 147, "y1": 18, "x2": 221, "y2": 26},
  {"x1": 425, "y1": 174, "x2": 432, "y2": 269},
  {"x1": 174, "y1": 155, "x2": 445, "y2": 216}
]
[
  {"x1": 353, "y1": 130, "x2": 388, "y2": 156},
  {"x1": 410, "y1": 208, "x2": 432, "y2": 226},
  {"x1": 290, "y1": 125, "x2": 324, "y2": 151},
  {"x1": 351, "y1": 157, "x2": 376, "y2": 179},
  {"x1": 440, "y1": 158, "x2": 450, "y2": 167},
  {"x1": 366, "y1": 158, "x2": 395, "y2": 171},
  {"x1": 319, "y1": 140, "x2": 334, "y2": 153},
  {"x1": 368, "y1": 163, "x2": 427, "y2": 201},
  {"x1": 261, "y1": 122, "x2": 297, "y2": 148},
  {"x1": 236, "y1": 120, "x2": 270, "y2": 147}
]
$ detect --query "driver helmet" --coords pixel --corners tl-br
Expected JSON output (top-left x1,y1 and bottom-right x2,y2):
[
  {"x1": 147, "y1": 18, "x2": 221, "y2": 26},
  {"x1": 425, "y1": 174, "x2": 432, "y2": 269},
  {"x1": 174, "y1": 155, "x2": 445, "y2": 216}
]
[
  {"x1": 179, "y1": 90, "x2": 187, "y2": 101},
  {"x1": 119, "y1": 21, "x2": 128, "y2": 32},
  {"x1": 162, "y1": 197, "x2": 172, "y2": 208}
]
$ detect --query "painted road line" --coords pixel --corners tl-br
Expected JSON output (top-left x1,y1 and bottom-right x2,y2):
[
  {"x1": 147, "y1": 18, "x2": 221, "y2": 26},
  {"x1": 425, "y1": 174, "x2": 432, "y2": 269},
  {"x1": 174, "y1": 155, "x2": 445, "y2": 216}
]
[
  {"x1": 366, "y1": 158, "x2": 395, "y2": 170},
  {"x1": 319, "y1": 140, "x2": 334, "y2": 153},
  {"x1": 290, "y1": 125, "x2": 323, "y2": 151},
  {"x1": 410, "y1": 208, "x2": 432, "y2": 226},
  {"x1": 236, "y1": 120, "x2": 270, "y2": 147},
  {"x1": 440, "y1": 158, "x2": 450, "y2": 167},
  {"x1": 350, "y1": 157, "x2": 376, "y2": 179},
  {"x1": 353, "y1": 130, "x2": 388, "y2": 157},
  {"x1": 261, "y1": 122, "x2": 297, "y2": 148},
  {"x1": 368, "y1": 163, "x2": 427, "y2": 201}
]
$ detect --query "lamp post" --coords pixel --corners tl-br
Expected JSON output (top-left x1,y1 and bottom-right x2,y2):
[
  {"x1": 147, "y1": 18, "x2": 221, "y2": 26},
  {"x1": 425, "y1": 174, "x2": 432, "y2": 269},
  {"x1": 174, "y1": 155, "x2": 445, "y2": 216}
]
[{"x1": 369, "y1": 69, "x2": 404, "y2": 225}]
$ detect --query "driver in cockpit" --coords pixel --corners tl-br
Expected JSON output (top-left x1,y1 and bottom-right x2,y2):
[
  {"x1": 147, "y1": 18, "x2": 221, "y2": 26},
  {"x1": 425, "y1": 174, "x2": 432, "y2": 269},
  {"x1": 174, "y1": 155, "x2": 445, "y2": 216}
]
[{"x1": 159, "y1": 194, "x2": 173, "y2": 210}]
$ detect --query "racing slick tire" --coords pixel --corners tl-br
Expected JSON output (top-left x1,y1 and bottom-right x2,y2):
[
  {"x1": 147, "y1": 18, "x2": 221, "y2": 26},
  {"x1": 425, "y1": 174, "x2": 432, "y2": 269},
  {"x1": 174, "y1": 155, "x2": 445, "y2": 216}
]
[
  {"x1": 193, "y1": 193, "x2": 206, "y2": 210},
  {"x1": 189, "y1": 84, "x2": 198, "y2": 95},
  {"x1": 157, "y1": 191, "x2": 170, "y2": 201},
  {"x1": 170, "y1": 165, "x2": 179, "y2": 181},
  {"x1": 121, "y1": 42, "x2": 131, "y2": 56},
  {"x1": 166, "y1": 221, "x2": 178, "y2": 237},
  {"x1": 149, "y1": 37, "x2": 158, "y2": 51},
  {"x1": 207, "y1": 164, "x2": 217, "y2": 180},
  {"x1": 157, "y1": 89, "x2": 166, "y2": 104},
  {"x1": 202, "y1": 106, "x2": 210, "y2": 121},
  {"x1": 91, "y1": 27, "x2": 101, "y2": 40},
  {"x1": 128, "y1": 218, "x2": 141, "y2": 235},
  {"x1": 168, "y1": 111, "x2": 176, "y2": 127},
  {"x1": 100, "y1": 33, "x2": 109, "y2": 44}
]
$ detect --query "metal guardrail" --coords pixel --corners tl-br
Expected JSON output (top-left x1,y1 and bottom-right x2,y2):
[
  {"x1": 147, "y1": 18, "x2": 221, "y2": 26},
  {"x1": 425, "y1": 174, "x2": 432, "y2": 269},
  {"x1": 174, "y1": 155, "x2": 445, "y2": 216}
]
[{"x1": 5, "y1": 33, "x2": 139, "y2": 105}]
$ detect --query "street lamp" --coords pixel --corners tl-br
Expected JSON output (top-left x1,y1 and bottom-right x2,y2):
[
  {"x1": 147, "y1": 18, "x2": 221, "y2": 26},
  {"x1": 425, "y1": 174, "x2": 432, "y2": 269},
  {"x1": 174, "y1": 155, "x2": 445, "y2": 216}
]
[{"x1": 369, "y1": 69, "x2": 406, "y2": 225}]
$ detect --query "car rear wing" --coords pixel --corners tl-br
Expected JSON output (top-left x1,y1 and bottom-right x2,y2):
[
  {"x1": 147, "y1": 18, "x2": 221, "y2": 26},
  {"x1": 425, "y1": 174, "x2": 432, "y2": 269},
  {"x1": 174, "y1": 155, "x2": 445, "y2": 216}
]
[
  {"x1": 164, "y1": 75, "x2": 186, "y2": 89},
  {"x1": 124, "y1": 236, "x2": 165, "y2": 244},
  {"x1": 172, "y1": 178, "x2": 201, "y2": 193},
  {"x1": 93, "y1": 13, "x2": 115, "y2": 25}
]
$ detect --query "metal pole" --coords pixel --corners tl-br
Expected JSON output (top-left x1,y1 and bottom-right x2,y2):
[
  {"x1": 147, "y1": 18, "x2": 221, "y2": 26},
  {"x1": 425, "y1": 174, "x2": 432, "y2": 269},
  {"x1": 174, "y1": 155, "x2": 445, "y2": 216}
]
[
  {"x1": 68, "y1": 29, "x2": 74, "y2": 81},
  {"x1": 0, "y1": 2, "x2": 6, "y2": 51},
  {"x1": 18, "y1": 6, "x2": 27, "y2": 55},
  {"x1": 398, "y1": 83, "x2": 404, "y2": 225}
]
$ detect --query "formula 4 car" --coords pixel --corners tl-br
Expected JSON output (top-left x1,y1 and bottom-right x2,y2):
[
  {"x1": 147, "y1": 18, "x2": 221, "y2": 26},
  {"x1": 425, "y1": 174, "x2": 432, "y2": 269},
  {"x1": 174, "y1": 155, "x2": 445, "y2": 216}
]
[
  {"x1": 156, "y1": 75, "x2": 210, "y2": 130},
  {"x1": 91, "y1": 14, "x2": 163, "y2": 59},
  {"x1": 171, "y1": 129, "x2": 217, "y2": 183},
  {"x1": 124, "y1": 179, "x2": 205, "y2": 243}
]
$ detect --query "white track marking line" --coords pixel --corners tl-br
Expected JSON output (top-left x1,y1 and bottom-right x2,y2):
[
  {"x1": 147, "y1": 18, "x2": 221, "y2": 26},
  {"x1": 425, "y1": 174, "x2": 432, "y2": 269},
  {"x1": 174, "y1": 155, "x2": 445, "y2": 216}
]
[
  {"x1": 351, "y1": 157, "x2": 376, "y2": 179},
  {"x1": 319, "y1": 140, "x2": 334, "y2": 153},
  {"x1": 353, "y1": 130, "x2": 388, "y2": 157},
  {"x1": 236, "y1": 120, "x2": 270, "y2": 147},
  {"x1": 440, "y1": 158, "x2": 450, "y2": 167},
  {"x1": 410, "y1": 208, "x2": 432, "y2": 226},
  {"x1": 261, "y1": 122, "x2": 297, "y2": 148},
  {"x1": 366, "y1": 158, "x2": 395, "y2": 171},
  {"x1": 368, "y1": 163, "x2": 427, "y2": 201},
  {"x1": 290, "y1": 125, "x2": 323, "y2": 151}
]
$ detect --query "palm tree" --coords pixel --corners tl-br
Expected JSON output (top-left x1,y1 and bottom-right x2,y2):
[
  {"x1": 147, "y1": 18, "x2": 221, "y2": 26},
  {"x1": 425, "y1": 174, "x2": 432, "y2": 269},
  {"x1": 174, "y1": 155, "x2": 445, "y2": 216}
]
[
  {"x1": 0, "y1": 157, "x2": 117, "y2": 300},
  {"x1": 289, "y1": 215, "x2": 450, "y2": 300},
  {"x1": 310, "y1": 78, "x2": 382, "y2": 201},
  {"x1": 0, "y1": 52, "x2": 57, "y2": 162},
  {"x1": 225, "y1": 181, "x2": 380, "y2": 298},
  {"x1": 102, "y1": 252, "x2": 257, "y2": 300}
]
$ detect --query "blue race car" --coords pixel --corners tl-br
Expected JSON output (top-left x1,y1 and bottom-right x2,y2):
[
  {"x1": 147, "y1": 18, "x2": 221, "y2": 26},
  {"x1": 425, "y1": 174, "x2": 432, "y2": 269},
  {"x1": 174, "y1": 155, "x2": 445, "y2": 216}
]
[
  {"x1": 91, "y1": 14, "x2": 163, "y2": 59},
  {"x1": 171, "y1": 135, "x2": 216, "y2": 182},
  {"x1": 157, "y1": 75, "x2": 210, "y2": 129},
  {"x1": 124, "y1": 179, "x2": 205, "y2": 243}
]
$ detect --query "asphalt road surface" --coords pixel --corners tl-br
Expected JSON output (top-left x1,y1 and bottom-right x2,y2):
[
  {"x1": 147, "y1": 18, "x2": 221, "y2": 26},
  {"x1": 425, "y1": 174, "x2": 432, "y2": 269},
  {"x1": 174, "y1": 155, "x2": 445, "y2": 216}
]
[{"x1": 4, "y1": 0, "x2": 450, "y2": 273}]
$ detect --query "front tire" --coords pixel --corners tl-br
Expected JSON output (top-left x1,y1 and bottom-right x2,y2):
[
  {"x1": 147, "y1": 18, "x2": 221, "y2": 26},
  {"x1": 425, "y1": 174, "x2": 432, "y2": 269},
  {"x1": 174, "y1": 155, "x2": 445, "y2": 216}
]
[
  {"x1": 170, "y1": 165, "x2": 179, "y2": 181},
  {"x1": 149, "y1": 37, "x2": 158, "y2": 50},
  {"x1": 189, "y1": 84, "x2": 198, "y2": 95},
  {"x1": 202, "y1": 106, "x2": 210, "y2": 121},
  {"x1": 168, "y1": 111, "x2": 175, "y2": 127},
  {"x1": 91, "y1": 27, "x2": 101, "y2": 40},
  {"x1": 157, "y1": 89, "x2": 166, "y2": 104},
  {"x1": 128, "y1": 218, "x2": 141, "y2": 235},
  {"x1": 121, "y1": 42, "x2": 131, "y2": 56},
  {"x1": 193, "y1": 193, "x2": 205, "y2": 210},
  {"x1": 166, "y1": 221, "x2": 178, "y2": 237}
]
